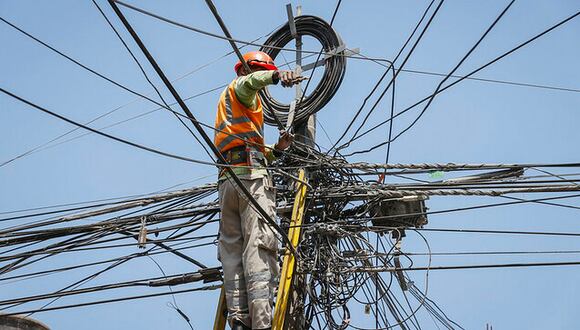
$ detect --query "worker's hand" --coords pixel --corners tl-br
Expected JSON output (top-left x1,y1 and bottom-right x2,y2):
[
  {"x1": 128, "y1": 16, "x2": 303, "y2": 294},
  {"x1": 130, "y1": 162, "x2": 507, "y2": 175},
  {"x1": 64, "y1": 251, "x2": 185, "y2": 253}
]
[
  {"x1": 275, "y1": 130, "x2": 294, "y2": 151},
  {"x1": 275, "y1": 70, "x2": 307, "y2": 88}
]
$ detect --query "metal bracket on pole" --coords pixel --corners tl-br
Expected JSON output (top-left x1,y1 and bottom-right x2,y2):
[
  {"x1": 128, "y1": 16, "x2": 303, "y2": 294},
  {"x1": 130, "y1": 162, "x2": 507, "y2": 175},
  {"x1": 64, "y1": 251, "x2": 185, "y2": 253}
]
[
  {"x1": 286, "y1": 4, "x2": 297, "y2": 39},
  {"x1": 273, "y1": 169, "x2": 308, "y2": 330},
  {"x1": 286, "y1": 4, "x2": 304, "y2": 121},
  {"x1": 301, "y1": 47, "x2": 360, "y2": 72}
]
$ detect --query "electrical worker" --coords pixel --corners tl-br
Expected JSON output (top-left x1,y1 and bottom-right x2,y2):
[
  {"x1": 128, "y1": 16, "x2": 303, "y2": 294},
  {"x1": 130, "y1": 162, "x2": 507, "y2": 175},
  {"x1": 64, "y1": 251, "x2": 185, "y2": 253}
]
[{"x1": 214, "y1": 50, "x2": 301, "y2": 330}]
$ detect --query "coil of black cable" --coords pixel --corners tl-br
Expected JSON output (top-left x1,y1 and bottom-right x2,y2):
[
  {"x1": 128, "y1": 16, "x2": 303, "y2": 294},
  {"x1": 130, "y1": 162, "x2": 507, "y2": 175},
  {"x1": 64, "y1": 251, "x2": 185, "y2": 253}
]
[{"x1": 259, "y1": 15, "x2": 346, "y2": 127}]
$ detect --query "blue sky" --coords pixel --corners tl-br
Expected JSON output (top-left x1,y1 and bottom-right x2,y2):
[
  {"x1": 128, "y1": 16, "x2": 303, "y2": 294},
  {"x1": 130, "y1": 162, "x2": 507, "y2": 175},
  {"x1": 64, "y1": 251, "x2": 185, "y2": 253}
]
[{"x1": 1, "y1": 1, "x2": 579, "y2": 329}]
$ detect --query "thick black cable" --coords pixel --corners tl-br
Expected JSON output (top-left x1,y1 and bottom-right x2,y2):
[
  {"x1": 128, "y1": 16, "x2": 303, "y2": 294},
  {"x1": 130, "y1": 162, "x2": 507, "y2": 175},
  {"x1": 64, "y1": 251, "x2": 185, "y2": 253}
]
[
  {"x1": 0, "y1": 83, "x2": 225, "y2": 169},
  {"x1": 0, "y1": 268, "x2": 220, "y2": 306},
  {"x1": 259, "y1": 1, "x2": 346, "y2": 128}
]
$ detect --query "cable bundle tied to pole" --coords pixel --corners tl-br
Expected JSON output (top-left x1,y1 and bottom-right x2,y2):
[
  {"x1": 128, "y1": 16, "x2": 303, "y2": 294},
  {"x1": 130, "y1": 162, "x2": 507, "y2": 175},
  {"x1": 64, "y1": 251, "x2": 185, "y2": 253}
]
[{"x1": 259, "y1": 15, "x2": 347, "y2": 127}]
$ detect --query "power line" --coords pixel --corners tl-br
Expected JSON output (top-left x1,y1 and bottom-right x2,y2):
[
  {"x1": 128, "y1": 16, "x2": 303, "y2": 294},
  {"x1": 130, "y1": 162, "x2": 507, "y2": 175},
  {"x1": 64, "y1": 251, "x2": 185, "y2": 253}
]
[
  {"x1": 415, "y1": 227, "x2": 580, "y2": 237},
  {"x1": 345, "y1": 53, "x2": 580, "y2": 94},
  {"x1": 342, "y1": 10, "x2": 580, "y2": 154},
  {"x1": 0, "y1": 268, "x2": 221, "y2": 306},
  {"x1": 330, "y1": 0, "x2": 445, "y2": 152},
  {"x1": 0, "y1": 16, "x2": 169, "y2": 110},
  {"x1": 399, "y1": 67, "x2": 580, "y2": 94},
  {"x1": 0, "y1": 87, "x2": 225, "y2": 167},
  {"x1": 0, "y1": 20, "x2": 279, "y2": 168},
  {"x1": 91, "y1": 0, "x2": 215, "y2": 159},
  {"x1": 404, "y1": 250, "x2": 580, "y2": 256},
  {"x1": 381, "y1": 0, "x2": 437, "y2": 181},
  {"x1": 355, "y1": 260, "x2": 580, "y2": 273},
  {"x1": 0, "y1": 173, "x2": 216, "y2": 217},
  {"x1": 0, "y1": 284, "x2": 220, "y2": 316},
  {"x1": 372, "y1": 0, "x2": 515, "y2": 153},
  {"x1": 0, "y1": 241, "x2": 217, "y2": 284},
  {"x1": 106, "y1": 0, "x2": 296, "y2": 255}
]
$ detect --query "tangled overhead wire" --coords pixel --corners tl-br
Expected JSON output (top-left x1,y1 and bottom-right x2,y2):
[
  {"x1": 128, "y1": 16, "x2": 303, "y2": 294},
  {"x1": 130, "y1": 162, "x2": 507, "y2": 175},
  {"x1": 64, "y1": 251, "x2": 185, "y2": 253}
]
[
  {"x1": 3, "y1": 156, "x2": 580, "y2": 328},
  {"x1": 259, "y1": 15, "x2": 347, "y2": 126},
  {"x1": 269, "y1": 146, "x2": 580, "y2": 329},
  {"x1": 271, "y1": 145, "x2": 438, "y2": 329}
]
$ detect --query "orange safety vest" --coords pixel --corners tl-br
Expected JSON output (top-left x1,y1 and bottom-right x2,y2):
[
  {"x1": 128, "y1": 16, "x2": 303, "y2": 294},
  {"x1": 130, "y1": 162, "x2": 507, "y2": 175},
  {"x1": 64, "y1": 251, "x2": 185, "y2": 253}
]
[{"x1": 214, "y1": 80, "x2": 265, "y2": 154}]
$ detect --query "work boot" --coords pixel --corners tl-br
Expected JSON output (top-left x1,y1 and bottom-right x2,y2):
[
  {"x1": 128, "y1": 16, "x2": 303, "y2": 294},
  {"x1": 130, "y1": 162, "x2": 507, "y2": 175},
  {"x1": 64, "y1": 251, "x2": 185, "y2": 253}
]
[{"x1": 231, "y1": 320, "x2": 251, "y2": 330}]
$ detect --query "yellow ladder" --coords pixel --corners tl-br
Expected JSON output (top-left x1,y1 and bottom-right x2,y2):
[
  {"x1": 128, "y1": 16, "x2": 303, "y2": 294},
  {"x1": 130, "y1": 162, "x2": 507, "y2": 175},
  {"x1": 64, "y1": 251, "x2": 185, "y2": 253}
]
[
  {"x1": 273, "y1": 169, "x2": 308, "y2": 330},
  {"x1": 213, "y1": 286, "x2": 228, "y2": 330}
]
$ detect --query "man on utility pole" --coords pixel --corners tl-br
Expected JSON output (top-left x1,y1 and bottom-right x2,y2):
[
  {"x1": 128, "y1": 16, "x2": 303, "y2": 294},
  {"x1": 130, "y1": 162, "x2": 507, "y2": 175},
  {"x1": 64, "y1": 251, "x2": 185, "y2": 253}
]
[{"x1": 214, "y1": 50, "x2": 302, "y2": 330}]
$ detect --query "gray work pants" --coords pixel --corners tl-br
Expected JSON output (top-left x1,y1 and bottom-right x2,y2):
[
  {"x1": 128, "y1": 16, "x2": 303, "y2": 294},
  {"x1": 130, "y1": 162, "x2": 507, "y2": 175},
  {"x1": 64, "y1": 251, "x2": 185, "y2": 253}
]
[{"x1": 218, "y1": 176, "x2": 279, "y2": 329}]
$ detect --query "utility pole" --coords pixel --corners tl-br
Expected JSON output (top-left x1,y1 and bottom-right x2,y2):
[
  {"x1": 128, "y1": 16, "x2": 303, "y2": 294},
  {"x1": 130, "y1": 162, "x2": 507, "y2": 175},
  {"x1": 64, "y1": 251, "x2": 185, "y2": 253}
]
[
  {"x1": 283, "y1": 5, "x2": 313, "y2": 329},
  {"x1": 287, "y1": 5, "x2": 316, "y2": 147}
]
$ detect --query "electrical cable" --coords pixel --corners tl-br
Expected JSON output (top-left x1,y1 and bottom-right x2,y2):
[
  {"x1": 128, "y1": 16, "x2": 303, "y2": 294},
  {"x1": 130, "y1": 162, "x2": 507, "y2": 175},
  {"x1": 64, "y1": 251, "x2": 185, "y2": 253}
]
[
  {"x1": 91, "y1": 0, "x2": 215, "y2": 160},
  {"x1": 348, "y1": 0, "x2": 515, "y2": 154},
  {"x1": 260, "y1": 14, "x2": 346, "y2": 126},
  {"x1": 106, "y1": 0, "x2": 297, "y2": 256},
  {"x1": 330, "y1": 0, "x2": 444, "y2": 153},
  {"x1": 0, "y1": 284, "x2": 220, "y2": 316},
  {"x1": 329, "y1": 0, "x2": 434, "y2": 154},
  {"x1": 258, "y1": 2, "x2": 346, "y2": 128},
  {"x1": 343, "y1": 10, "x2": 580, "y2": 153}
]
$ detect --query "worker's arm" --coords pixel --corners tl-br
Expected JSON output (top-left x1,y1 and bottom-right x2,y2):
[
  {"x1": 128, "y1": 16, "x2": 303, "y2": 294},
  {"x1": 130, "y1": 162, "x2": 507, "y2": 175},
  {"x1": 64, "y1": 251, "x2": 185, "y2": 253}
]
[
  {"x1": 235, "y1": 70, "x2": 297, "y2": 161},
  {"x1": 234, "y1": 70, "x2": 301, "y2": 108},
  {"x1": 264, "y1": 131, "x2": 293, "y2": 162},
  {"x1": 234, "y1": 71, "x2": 276, "y2": 109}
]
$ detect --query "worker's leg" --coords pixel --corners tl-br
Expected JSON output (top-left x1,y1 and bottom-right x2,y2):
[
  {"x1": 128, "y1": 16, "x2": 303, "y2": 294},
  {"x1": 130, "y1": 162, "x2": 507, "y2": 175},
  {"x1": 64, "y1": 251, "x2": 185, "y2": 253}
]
[
  {"x1": 218, "y1": 179, "x2": 251, "y2": 328},
  {"x1": 239, "y1": 176, "x2": 280, "y2": 330}
]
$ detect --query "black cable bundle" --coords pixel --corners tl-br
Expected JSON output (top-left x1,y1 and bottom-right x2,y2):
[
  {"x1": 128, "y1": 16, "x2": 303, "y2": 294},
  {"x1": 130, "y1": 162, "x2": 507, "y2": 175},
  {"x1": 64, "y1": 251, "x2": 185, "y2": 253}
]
[{"x1": 259, "y1": 15, "x2": 347, "y2": 127}]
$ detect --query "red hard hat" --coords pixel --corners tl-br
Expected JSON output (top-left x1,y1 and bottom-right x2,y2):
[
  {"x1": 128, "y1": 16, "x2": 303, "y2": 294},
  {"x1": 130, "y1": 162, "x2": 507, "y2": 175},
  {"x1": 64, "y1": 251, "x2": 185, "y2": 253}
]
[{"x1": 234, "y1": 51, "x2": 278, "y2": 73}]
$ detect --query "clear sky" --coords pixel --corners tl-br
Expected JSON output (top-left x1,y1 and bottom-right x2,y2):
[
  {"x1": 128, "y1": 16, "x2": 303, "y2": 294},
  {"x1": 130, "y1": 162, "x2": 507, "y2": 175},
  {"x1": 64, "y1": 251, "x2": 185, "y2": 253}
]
[{"x1": 1, "y1": 0, "x2": 579, "y2": 329}]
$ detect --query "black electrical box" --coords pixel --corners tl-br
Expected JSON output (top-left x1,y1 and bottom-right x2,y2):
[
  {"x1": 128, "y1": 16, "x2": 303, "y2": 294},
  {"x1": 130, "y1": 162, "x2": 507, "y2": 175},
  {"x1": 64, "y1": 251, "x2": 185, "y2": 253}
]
[{"x1": 370, "y1": 196, "x2": 428, "y2": 230}]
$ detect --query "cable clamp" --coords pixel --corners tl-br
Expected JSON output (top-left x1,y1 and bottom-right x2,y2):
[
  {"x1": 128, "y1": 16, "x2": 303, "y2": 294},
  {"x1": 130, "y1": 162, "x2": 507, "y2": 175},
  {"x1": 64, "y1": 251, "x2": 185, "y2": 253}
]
[{"x1": 138, "y1": 216, "x2": 148, "y2": 249}]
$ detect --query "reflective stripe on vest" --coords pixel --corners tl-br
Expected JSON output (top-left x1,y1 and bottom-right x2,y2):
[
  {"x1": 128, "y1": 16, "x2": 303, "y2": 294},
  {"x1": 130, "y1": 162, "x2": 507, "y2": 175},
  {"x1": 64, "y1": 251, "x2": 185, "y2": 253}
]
[
  {"x1": 214, "y1": 80, "x2": 265, "y2": 154},
  {"x1": 224, "y1": 91, "x2": 233, "y2": 124},
  {"x1": 217, "y1": 130, "x2": 263, "y2": 151}
]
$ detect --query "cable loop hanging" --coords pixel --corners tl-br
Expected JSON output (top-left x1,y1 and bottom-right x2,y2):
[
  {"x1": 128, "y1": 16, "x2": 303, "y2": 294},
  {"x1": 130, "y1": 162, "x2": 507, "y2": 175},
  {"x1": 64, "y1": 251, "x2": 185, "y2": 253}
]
[{"x1": 259, "y1": 15, "x2": 347, "y2": 126}]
